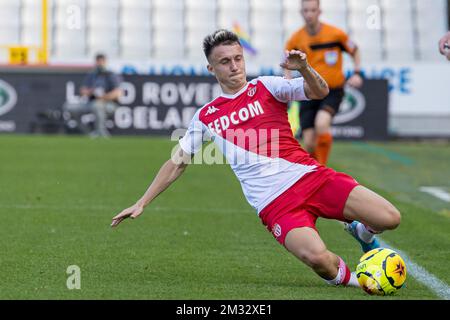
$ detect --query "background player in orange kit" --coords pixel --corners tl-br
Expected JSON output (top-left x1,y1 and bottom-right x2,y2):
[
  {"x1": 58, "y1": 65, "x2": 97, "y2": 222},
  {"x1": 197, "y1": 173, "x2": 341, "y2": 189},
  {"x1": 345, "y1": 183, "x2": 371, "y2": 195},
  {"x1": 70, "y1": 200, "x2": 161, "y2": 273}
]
[{"x1": 284, "y1": 0, "x2": 363, "y2": 165}]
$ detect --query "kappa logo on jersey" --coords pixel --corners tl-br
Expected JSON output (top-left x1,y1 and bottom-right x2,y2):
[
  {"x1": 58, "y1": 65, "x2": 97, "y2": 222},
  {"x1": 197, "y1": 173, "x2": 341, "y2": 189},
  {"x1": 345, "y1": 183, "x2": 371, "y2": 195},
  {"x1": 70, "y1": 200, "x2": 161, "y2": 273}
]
[
  {"x1": 248, "y1": 86, "x2": 257, "y2": 97},
  {"x1": 272, "y1": 224, "x2": 282, "y2": 238},
  {"x1": 205, "y1": 106, "x2": 220, "y2": 116}
]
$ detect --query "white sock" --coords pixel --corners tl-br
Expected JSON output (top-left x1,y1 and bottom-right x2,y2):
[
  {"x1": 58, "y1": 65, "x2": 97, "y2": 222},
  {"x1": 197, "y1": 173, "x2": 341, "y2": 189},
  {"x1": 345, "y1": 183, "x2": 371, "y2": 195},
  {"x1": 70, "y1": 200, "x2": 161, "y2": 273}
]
[
  {"x1": 324, "y1": 268, "x2": 343, "y2": 286},
  {"x1": 347, "y1": 272, "x2": 360, "y2": 288},
  {"x1": 356, "y1": 223, "x2": 376, "y2": 243}
]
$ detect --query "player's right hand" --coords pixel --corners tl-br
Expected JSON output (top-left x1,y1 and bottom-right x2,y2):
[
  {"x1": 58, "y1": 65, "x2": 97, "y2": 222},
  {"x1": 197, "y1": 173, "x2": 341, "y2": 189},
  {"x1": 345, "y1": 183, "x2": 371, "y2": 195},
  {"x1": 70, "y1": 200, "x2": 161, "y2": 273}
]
[
  {"x1": 111, "y1": 203, "x2": 144, "y2": 228},
  {"x1": 280, "y1": 50, "x2": 308, "y2": 71}
]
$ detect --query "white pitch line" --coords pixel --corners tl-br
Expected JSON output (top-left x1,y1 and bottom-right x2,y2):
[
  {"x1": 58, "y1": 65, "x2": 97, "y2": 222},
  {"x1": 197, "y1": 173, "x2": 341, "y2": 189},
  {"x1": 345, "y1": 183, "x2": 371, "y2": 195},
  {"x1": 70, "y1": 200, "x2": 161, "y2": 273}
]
[
  {"x1": 378, "y1": 239, "x2": 450, "y2": 300},
  {"x1": 419, "y1": 186, "x2": 450, "y2": 202}
]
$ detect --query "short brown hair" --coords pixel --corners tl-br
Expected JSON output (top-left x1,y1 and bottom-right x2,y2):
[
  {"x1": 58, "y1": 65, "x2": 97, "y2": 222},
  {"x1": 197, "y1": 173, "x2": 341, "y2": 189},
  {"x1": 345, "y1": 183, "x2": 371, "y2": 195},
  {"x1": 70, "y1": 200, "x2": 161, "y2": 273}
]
[{"x1": 203, "y1": 29, "x2": 241, "y2": 60}]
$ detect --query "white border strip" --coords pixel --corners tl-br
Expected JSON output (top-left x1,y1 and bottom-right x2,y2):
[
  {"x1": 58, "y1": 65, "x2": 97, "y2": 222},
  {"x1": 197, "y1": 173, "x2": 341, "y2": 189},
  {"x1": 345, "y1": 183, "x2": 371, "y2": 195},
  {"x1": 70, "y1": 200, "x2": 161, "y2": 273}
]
[{"x1": 419, "y1": 187, "x2": 450, "y2": 202}]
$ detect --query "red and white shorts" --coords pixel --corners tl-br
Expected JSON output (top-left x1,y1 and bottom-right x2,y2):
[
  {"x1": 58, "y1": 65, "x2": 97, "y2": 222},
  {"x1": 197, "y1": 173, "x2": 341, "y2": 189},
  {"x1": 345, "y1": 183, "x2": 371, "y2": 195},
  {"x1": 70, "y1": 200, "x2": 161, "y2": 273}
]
[{"x1": 259, "y1": 169, "x2": 359, "y2": 246}]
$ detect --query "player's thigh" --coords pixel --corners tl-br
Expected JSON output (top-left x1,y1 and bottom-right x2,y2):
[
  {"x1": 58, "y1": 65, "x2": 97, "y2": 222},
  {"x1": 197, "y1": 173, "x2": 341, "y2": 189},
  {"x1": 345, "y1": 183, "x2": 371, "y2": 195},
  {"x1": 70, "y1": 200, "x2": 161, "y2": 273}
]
[{"x1": 343, "y1": 185, "x2": 401, "y2": 231}]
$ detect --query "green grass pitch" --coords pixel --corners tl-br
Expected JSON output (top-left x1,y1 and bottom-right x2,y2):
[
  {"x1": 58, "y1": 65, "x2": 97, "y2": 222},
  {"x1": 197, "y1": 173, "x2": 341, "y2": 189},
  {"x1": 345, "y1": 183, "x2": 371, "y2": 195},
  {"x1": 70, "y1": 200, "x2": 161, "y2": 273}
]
[{"x1": 0, "y1": 135, "x2": 448, "y2": 299}]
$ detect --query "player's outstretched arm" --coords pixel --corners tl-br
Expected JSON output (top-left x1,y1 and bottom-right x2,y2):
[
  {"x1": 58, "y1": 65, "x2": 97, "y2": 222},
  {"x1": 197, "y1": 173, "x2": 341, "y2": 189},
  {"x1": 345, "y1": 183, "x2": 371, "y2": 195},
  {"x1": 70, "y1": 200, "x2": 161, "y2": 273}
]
[
  {"x1": 280, "y1": 50, "x2": 329, "y2": 100},
  {"x1": 111, "y1": 146, "x2": 191, "y2": 227}
]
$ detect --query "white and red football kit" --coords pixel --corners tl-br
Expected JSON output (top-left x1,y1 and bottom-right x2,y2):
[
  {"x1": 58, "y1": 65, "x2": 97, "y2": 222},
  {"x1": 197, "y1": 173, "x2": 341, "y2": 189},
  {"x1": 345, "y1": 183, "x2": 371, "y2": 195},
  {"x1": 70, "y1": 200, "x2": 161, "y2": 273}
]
[{"x1": 179, "y1": 76, "x2": 358, "y2": 245}]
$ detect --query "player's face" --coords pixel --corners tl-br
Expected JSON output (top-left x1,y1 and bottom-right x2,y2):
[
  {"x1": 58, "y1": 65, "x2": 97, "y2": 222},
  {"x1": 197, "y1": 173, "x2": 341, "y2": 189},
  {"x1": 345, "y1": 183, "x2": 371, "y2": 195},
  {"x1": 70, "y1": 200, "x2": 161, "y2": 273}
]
[
  {"x1": 208, "y1": 43, "x2": 247, "y2": 93},
  {"x1": 96, "y1": 57, "x2": 106, "y2": 68},
  {"x1": 301, "y1": 0, "x2": 321, "y2": 26}
]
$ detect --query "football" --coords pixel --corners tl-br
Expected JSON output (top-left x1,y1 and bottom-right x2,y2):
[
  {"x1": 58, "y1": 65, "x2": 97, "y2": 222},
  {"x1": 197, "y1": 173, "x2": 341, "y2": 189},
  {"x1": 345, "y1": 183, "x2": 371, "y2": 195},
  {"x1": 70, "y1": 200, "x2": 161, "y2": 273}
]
[{"x1": 356, "y1": 248, "x2": 407, "y2": 296}]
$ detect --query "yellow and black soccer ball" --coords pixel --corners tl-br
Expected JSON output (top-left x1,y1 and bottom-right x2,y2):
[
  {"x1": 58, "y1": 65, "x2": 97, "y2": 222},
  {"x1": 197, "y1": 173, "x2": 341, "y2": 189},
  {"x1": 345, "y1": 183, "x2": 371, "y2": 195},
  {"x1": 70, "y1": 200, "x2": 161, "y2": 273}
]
[{"x1": 356, "y1": 248, "x2": 407, "y2": 296}]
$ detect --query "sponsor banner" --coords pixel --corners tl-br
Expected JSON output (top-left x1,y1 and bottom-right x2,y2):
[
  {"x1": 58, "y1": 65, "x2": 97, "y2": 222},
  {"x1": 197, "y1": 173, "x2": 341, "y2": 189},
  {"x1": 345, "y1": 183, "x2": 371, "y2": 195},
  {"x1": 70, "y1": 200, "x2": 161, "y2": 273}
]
[
  {"x1": 110, "y1": 61, "x2": 450, "y2": 117},
  {"x1": 332, "y1": 81, "x2": 388, "y2": 140},
  {"x1": 0, "y1": 72, "x2": 388, "y2": 140}
]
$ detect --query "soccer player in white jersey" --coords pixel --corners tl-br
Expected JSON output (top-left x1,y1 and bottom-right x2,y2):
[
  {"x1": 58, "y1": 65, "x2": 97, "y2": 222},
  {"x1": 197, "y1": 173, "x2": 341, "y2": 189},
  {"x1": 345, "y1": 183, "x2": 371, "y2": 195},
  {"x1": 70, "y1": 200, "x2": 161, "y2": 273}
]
[{"x1": 111, "y1": 30, "x2": 401, "y2": 288}]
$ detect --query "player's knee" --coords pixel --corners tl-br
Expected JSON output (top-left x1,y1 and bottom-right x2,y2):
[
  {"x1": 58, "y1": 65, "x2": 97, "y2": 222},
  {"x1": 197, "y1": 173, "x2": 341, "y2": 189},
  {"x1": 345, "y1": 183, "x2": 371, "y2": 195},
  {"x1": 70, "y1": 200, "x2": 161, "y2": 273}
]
[
  {"x1": 387, "y1": 206, "x2": 401, "y2": 230},
  {"x1": 382, "y1": 205, "x2": 401, "y2": 230}
]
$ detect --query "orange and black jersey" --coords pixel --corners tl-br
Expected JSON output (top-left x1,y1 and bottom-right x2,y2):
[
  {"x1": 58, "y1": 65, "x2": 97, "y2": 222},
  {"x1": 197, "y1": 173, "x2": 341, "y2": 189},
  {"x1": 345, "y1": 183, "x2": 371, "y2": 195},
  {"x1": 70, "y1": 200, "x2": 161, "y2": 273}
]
[{"x1": 285, "y1": 23, "x2": 357, "y2": 89}]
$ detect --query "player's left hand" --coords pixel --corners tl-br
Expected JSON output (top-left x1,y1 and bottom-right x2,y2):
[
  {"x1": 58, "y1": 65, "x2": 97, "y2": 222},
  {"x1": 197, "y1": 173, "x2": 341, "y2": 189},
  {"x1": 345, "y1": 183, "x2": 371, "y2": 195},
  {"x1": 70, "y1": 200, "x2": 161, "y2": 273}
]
[
  {"x1": 280, "y1": 50, "x2": 308, "y2": 71},
  {"x1": 111, "y1": 203, "x2": 144, "y2": 227},
  {"x1": 438, "y1": 32, "x2": 450, "y2": 55},
  {"x1": 346, "y1": 73, "x2": 363, "y2": 88},
  {"x1": 444, "y1": 44, "x2": 450, "y2": 61}
]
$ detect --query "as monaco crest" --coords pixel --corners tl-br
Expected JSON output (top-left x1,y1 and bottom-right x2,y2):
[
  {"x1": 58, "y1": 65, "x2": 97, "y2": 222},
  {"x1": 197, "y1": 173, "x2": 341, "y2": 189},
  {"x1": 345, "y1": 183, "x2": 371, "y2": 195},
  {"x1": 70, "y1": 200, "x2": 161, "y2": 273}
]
[{"x1": 248, "y1": 86, "x2": 257, "y2": 97}]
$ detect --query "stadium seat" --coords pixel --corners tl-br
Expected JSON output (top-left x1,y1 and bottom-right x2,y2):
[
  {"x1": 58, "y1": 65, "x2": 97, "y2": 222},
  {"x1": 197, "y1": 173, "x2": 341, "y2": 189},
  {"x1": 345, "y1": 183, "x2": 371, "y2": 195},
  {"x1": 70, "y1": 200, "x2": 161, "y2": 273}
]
[
  {"x1": 321, "y1": 11, "x2": 348, "y2": 32},
  {"x1": 87, "y1": 1, "x2": 120, "y2": 29},
  {"x1": 120, "y1": 0, "x2": 152, "y2": 10},
  {"x1": 54, "y1": 0, "x2": 86, "y2": 26},
  {"x1": 415, "y1": 2, "x2": 447, "y2": 36},
  {"x1": 283, "y1": 10, "x2": 303, "y2": 37},
  {"x1": 347, "y1": 0, "x2": 381, "y2": 11},
  {"x1": 321, "y1": 0, "x2": 348, "y2": 21},
  {"x1": 87, "y1": 28, "x2": 120, "y2": 58},
  {"x1": 120, "y1": 29, "x2": 152, "y2": 60},
  {"x1": 251, "y1": 10, "x2": 283, "y2": 32},
  {"x1": 152, "y1": 8, "x2": 184, "y2": 31},
  {"x1": 53, "y1": 28, "x2": 87, "y2": 59},
  {"x1": 218, "y1": 0, "x2": 249, "y2": 11},
  {"x1": 0, "y1": 1, "x2": 21, "y2": 45},
  {"x1": 218, "y1": 11, "x2": 250, "y2": 31},
  {"x1": 252, "y1": 30, "x2": 285, "y2": 63},
  {"x1": 0, "y1": 26, "x2": 20, "y2": 45},
  {"x1": 186, "y1": 0, "x2": 217, "y2": 10},
  {"x1": 120, "y1": 7, "x2": 152, "y2": 30},
  {"x1": 250, "y1": 0, "x2": 282, "y2": 11},
  {"x1": 351, "y1": 27, "x2": 383, "y2": 62},
  {"x1": 186, "y1": 31, "x2": 209, "y2": 60},
  {"x1": 380, "y1": 0, "x2": 413, "y2": 12},
  {"x1": 385, "y1": 30, "x2": 416, "y2": 62},
  {"x1": 283, "y1": 0, "x2": 300, "y2": 11},
  {"x1": 218, "y1": 0, "x2": 250, "y2": 29},
  {"x1": 186, "y1": 7, "x2": 217, "y2": 31},
  {"x1": 153, "y1": 0, "x2": 184, "y2": 11},
  {"x1": 153, "y1": 30, "x2": 185, "y2": 60},
  {"x1": 0, "y1": 5, "x2": 20, "y2": 26}
]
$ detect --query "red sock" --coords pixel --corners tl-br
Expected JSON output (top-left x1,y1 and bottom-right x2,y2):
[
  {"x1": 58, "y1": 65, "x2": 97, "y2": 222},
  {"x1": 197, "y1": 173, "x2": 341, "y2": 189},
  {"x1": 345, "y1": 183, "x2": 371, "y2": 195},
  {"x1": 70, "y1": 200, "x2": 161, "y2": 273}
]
[
  {"x1": 324, "y1": 257, "x2": 351, "y2": 286},
  {"x1": 338, "y1": 257, "x2": 351, "y2": 285}
]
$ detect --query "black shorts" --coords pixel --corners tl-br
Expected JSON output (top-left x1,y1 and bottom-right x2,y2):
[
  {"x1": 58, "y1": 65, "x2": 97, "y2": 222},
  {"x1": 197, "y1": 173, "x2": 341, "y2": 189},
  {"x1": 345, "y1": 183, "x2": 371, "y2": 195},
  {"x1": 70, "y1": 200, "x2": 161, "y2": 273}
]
[{"x1": 299, "y1": 88, "x2": 345, "y2": 131}]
